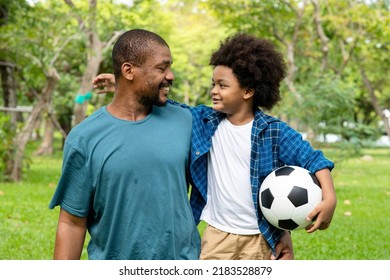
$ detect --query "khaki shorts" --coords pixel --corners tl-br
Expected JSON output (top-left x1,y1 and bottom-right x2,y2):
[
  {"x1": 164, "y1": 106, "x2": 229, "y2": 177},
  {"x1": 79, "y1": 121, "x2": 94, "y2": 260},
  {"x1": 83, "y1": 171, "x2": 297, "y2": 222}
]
[{"x1": 200, "y1": 225, "x2": 272, "y2": 260}]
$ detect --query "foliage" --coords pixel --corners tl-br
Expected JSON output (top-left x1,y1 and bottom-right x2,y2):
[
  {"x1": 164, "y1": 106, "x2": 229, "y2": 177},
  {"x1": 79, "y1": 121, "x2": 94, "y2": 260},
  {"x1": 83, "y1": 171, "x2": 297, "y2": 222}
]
[
  {"x1": 53, "y1": 73, "x2": 81, "y2": 138},
  {"x1": 0, "y1": 115, "x2": 15, "y2": 181},
  {"x1": 163, "y1": 0, "x2": 228, "y2": 106},
  {"x1": 296, "y1": 72, "x2": 381, "y2": 142},
  {"x1": 0, "y1": 0, "x2": 389, "y2": 181},
  {"x1": 1, "y1": 1, "x2": 82, "y2": 105},
  {"x1": 0, "y1": 114, "x2": 33, "y2": 181},
  {"x1": 203, "y1": 0, "x2": 389, "y2": 141},
  {"x1": 321, "y1": 0, "x2": 390, "y2": 132}
]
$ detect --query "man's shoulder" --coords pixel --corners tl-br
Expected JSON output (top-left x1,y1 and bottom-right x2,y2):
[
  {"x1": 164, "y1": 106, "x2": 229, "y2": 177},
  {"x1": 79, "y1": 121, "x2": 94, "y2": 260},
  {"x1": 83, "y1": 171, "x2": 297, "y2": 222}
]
[
  {"x1": 151, "y1": 103, "x2": 192, "y2": 128},
  {"x1": 163, "y1": 102, "x2": 192, "y2": 117},
  {"x1": 74, "y1": 107, "x2": 107, "y2": 125},
  {"x1": 166, "y1": 100, "x2": 213, "y2": 115},
  {"x1": 66, "y1": 107, "x2": 108, "y2": 141}
]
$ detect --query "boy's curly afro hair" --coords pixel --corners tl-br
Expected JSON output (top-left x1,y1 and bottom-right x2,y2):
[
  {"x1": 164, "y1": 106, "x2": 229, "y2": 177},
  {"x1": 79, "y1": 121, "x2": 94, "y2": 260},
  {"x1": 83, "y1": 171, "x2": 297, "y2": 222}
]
[{"x1": 210, "y1": 33, "x2": 287, "y2": 110}]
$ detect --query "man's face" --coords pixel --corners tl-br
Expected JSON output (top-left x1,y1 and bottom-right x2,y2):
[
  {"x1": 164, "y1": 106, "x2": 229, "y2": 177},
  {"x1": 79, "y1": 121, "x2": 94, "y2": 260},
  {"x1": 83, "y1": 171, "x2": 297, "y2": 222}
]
[{"x1": 134, "y1": 44, "x2": 174, "y2": 107}]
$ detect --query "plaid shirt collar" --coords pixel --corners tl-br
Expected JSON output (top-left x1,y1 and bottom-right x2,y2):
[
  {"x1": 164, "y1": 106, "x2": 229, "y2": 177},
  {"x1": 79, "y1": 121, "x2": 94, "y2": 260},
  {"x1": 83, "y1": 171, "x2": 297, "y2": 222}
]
[{"x1": 201, "y1": 108, "x2": 271, "y2": 131}]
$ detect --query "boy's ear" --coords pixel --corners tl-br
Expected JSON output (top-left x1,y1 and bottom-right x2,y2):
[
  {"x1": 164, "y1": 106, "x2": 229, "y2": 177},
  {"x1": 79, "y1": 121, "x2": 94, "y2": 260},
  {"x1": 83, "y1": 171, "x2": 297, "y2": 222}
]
[
  {"x1": 121, "y1": 62, "x2": 135, "y2": 80},
  {"x1": 243, "y1": 88, "x2": 255, "y2": 100}
]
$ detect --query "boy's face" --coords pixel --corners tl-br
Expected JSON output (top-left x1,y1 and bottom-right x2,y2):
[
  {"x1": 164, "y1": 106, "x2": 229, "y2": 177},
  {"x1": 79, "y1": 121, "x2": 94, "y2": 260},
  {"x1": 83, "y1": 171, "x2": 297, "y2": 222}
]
[{"x1": 210, "y1": 65, "x2": 248, "y2": 115}]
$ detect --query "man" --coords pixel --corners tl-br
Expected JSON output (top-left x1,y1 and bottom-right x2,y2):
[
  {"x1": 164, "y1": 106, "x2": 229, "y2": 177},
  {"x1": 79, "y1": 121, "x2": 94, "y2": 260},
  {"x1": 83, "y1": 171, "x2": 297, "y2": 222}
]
[
  {"x1": 49, "y1": 29, "x2": 200, "y2": 260},
  {"x1": 92, "y1": 33, "x2": 297, "y2": 260}
]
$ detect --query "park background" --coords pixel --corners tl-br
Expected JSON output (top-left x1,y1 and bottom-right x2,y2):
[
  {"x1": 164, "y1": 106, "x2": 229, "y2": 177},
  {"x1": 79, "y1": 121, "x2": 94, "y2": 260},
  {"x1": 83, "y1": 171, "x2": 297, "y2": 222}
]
[{"x1": 0, "y1": 0, "x2": 389, "y2": 260}]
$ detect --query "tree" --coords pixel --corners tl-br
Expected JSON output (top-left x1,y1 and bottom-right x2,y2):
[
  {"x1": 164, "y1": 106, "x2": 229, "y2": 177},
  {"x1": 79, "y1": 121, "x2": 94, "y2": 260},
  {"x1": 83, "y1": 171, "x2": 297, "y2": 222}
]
[
  {"x1": 354, "y1": 4, "x2": 390, "y2": 137},
  {"x1": 65, "y1": 0, "x2": 168, "y2": 126},
  {"x1": 314, "y1": 0, "x2": 390, "y2": 139},
  {"x1": 204, "y1": 0, "x2": 389, "y2": 145},
  {"x1": 0, "y1": 0, "x2": 29, "y2": 126},
  {"x1": 64, "y1": 0, "x2": 122, "y2": 125},
  {"x1": 1, "y1": 1, "x2": 78, "y2": 180},
  {"x1": 161, "y1": 0, "x2": 227, "y2": 106},
  {"x1": 1, "y1": 0, "x2": 183, "y2": 181}
]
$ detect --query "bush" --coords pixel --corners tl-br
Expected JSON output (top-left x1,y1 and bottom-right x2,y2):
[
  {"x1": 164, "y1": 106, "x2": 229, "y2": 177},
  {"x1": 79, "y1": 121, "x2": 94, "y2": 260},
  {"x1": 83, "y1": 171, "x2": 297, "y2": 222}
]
[{"x1": 0, "y1": 115, "x2": 15, "y2": 181}]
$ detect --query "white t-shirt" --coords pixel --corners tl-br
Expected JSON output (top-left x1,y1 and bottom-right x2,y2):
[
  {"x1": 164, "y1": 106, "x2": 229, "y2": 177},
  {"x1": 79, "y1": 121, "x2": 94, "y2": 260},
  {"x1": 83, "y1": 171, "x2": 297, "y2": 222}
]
[{"x1": 200, "y1": 118, "x2": 260, "y2": 235}]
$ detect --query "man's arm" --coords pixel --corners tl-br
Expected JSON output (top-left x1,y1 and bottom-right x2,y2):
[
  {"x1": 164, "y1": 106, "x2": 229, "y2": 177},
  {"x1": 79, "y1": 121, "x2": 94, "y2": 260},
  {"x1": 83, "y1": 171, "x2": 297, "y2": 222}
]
[{"x1": 53, "y1": 208, "x2": 87, "y2": 260}]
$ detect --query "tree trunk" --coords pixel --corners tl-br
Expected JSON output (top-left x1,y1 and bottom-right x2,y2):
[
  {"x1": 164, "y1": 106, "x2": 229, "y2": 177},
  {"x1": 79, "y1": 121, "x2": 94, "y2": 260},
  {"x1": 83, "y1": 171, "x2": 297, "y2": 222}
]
[
  {"x1": 72, "y1": 32, "x2": 103, "y2": 126},
  {"x1": 33, "y1": 116, "x2": 54, "y2": 156},
  {"x1": 66, "y1": 0, "x2": 103, "y2": 126},
  {"x1": 0, "y1": 63, "x2": 20, "y2": 126},
  {"x1": 8, "y1": 69, "x2": 59, "y2": 181},
  {"x1": 65, "y1": 1, "x2": 123, "y2": 126},
  {"x1": 360, "y1": 68, "x2": 390, "y2": 138}
]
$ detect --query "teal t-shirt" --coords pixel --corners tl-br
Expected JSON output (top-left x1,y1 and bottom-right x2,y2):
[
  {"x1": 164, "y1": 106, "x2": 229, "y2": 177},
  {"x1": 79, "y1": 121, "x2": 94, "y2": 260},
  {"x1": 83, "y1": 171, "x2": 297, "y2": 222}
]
[{"x1": 49, "y1": 103, "x2": 200, "y2": 259}]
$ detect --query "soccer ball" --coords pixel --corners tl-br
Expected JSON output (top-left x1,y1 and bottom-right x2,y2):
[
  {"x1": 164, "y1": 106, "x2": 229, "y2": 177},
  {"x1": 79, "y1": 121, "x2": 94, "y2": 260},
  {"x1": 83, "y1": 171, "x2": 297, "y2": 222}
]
[{"x1": 259, "y1": 165, "x2": 322, "y2": 231}]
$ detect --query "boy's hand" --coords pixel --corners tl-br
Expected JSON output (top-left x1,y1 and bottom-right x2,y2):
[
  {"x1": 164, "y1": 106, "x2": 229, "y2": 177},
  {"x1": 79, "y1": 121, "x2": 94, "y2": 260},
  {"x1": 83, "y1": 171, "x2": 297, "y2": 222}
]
[
  {"x1": 305, "y1": 168, "x2": 337, "y2": 233},
  {"x1": 92, "y1": 73, "x2": 115, "y2": 94},
  {"x1": 305, "y1": 196, "x2": 336, "y2": 233}
]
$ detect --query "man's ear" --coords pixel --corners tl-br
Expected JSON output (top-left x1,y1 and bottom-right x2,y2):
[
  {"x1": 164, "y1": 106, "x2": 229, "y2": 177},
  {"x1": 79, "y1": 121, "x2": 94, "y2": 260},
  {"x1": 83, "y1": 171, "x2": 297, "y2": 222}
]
[
  {"x1": 121, "y1": 62, "x2": 135, "y2": 80},
  {"x1": 243, "y1": 88, "x2": 255, "y2": 100}
]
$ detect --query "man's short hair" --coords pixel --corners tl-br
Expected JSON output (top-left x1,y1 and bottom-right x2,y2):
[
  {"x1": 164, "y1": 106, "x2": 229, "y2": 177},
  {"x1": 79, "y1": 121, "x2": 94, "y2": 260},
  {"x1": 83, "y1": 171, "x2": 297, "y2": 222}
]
[{"x1": 112, "y1": 29, "x2": 169, "y2": 79}]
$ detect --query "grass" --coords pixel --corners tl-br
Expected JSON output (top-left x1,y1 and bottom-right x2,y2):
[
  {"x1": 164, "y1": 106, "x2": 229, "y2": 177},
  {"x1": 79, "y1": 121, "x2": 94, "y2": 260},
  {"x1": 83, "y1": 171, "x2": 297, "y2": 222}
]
[
  {"x1": 0, "y1": 139, "x2": 89, "y2": 260},
  {"x1": 291, "y1": 148, "x2": 390, "y2": 259},
  {"x1": 0, "y1": 142, "x2": 389, "y2": 260},
  {"x1": 0, "y1": 154, "x2": 61, "y2": 259}
]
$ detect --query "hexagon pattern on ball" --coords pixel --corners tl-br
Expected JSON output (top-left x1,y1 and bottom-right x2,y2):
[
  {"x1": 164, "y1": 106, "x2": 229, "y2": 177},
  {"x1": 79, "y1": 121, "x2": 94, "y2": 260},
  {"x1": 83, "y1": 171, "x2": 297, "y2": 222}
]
[{"x1": 259, "y1": 165, "x2": 322, "y2": 231}]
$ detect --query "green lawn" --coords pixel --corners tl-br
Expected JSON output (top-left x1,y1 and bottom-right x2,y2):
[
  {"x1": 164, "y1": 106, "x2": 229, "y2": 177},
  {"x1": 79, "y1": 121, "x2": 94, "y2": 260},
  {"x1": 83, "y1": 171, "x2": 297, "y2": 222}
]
[
  {"x1": 0, "y1": 144, "x2": 389, "y2": 260},
  {"x1": 292, "y1": 148, "x2": 390, "y2": 259}
]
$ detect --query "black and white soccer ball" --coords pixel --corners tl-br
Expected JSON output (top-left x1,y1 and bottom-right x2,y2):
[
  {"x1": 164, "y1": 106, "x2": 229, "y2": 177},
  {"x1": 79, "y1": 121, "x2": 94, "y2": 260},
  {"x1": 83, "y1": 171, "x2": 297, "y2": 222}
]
[{"x1": 259, "y1": 165, "x2": 322, "y2": 231}]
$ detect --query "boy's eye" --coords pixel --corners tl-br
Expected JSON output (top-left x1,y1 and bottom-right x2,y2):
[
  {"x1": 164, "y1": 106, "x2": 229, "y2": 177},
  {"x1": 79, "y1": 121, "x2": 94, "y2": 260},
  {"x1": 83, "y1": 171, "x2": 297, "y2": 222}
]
[{"x1": 211, "y1": 82, "x2": 227, "y2": 89}]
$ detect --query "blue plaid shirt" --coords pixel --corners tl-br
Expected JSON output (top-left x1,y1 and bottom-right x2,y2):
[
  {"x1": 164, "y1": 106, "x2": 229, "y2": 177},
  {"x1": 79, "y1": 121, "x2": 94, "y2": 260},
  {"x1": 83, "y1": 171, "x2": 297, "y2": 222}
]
[{"x1": 168, "y1": 101, "x2": 334, "y2": 252}]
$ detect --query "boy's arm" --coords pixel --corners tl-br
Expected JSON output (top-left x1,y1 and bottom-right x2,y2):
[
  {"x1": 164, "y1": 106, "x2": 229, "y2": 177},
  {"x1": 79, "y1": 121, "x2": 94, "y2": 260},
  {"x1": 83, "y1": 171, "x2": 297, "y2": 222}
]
[
  {"x1": 53, "y1": 208, "x2": 87, "y2": 260},
  {"x1": 305, "y1": 168, "x2": 337, "y2": 233},
  {"x1": 91, "y1": 73, "x2": 194, "y2": 110}
]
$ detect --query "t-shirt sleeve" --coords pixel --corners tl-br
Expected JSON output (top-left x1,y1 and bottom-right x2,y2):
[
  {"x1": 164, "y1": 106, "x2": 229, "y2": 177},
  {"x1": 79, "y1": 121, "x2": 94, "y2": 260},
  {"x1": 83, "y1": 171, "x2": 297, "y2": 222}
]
[{"x1": 48, "y1": 142, "x2": 93, "y2": 218}]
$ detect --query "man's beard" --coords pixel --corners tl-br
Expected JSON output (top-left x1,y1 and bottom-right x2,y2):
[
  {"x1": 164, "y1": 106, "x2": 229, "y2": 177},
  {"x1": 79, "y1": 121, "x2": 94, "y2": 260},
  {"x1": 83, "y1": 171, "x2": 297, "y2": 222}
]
[
  {"x1": 137, "y1": 83, "x2": 169, "y2": 107},
  {"x1": 138, "y1": 93, "x2": 165, "y2": 107}
]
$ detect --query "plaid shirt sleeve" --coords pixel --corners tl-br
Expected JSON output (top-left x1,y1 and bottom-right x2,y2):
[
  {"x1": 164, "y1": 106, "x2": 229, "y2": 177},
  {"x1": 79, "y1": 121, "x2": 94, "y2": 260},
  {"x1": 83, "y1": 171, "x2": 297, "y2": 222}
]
[{"x1": 278, "y1": 122, "x2": 335, "y2": 173}]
